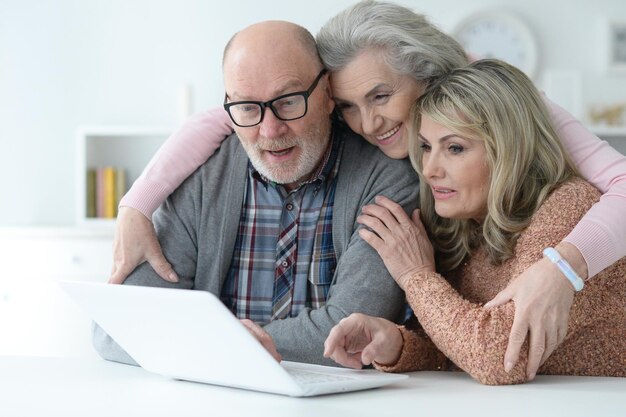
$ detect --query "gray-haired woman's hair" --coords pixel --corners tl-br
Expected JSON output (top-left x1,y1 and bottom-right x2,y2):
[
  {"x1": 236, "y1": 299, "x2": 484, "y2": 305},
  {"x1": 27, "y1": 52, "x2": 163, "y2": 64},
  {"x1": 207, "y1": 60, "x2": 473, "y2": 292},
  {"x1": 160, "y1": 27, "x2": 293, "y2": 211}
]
[{"x1": 316, "y1": 0, "x2": 468, "y2": 84}]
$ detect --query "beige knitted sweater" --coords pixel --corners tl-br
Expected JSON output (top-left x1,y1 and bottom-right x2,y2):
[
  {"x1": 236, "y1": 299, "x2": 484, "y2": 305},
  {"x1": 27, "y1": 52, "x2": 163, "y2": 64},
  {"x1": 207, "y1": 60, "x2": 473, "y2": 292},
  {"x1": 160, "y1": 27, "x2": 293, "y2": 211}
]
[{"x1": 377, "y1": 178, "x2": 626, "y2": 384}]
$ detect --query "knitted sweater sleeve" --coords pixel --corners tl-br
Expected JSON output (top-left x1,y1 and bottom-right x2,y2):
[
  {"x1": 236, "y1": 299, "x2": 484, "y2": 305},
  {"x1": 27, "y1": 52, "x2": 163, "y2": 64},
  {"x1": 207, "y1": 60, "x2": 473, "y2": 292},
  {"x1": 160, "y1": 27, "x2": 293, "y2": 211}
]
[
  {"x1": 379, "y1": 179, "x2": 600, "y2": 385},
  {"x1": 119, "y1": 107, "x2": 234, "y2": 218},
  {"x1": 374, "y1": 322, "x2": 448, "y2": 373},
  {"x1": 545, "y1": 96, "x2": 626, "y2": 278}
]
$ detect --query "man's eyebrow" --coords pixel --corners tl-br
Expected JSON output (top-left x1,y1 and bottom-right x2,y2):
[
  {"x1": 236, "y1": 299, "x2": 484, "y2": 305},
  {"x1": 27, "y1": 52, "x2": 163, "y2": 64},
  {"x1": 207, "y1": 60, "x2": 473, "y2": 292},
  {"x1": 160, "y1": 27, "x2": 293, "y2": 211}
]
[
  {"x1": 228, "y1": 80, "x2": 305, "y2": 102},
  {"x1": 266, "y1": 80, "x2": 305, "y2": 98}
]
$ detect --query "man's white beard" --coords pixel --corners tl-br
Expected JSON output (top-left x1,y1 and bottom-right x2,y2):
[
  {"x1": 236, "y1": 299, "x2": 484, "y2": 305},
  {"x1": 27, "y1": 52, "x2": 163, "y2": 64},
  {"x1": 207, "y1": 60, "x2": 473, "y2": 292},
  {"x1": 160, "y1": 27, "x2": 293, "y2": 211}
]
[{"x1": 242, "y1": 121, "x2": 331, "y2": 185}]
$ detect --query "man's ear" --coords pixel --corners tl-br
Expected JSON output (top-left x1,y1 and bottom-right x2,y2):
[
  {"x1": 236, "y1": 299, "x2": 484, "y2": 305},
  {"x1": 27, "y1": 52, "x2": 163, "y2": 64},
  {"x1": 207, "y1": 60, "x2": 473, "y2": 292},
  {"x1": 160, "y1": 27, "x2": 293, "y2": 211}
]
[{"x1": 324, "y1": 74, "x2": 335, "y2": 115}]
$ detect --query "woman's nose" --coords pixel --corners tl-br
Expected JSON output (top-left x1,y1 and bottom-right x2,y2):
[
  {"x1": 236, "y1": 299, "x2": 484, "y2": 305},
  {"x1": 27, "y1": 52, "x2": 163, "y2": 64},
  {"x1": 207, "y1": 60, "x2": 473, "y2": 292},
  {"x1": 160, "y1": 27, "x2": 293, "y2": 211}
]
[
  {"x1": 422, "y1": 152, "x2": 444, "y2": 179},
  {"x1": 360, "y1": 108, "x2": 383, "y2": 135}
]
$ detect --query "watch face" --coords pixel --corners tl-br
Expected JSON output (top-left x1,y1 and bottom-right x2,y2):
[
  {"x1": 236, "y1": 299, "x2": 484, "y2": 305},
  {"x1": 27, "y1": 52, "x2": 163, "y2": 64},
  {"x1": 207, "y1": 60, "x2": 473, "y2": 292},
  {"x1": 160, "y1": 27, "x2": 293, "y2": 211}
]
[{"x1": 454, "y1": 12, "x2": 538, "y2": 77}]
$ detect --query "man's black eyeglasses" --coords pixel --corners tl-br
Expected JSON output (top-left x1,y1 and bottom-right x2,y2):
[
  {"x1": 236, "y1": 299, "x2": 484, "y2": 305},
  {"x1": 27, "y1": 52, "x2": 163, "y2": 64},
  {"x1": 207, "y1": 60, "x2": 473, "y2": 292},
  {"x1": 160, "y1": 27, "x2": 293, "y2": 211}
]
[{"x1": 223, "y1": 69, "x2": 328, "y2": 127}]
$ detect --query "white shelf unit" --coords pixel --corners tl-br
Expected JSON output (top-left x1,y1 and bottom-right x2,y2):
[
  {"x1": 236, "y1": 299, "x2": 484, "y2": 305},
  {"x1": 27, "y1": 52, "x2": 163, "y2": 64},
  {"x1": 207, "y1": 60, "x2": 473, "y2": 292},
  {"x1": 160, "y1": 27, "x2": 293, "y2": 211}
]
[
  {"x1": 0, "y1": 227, "x2": 114, "y2": 357},
  {"x1": 75, "y1": 126, "x2": 173, "y2": 227}
]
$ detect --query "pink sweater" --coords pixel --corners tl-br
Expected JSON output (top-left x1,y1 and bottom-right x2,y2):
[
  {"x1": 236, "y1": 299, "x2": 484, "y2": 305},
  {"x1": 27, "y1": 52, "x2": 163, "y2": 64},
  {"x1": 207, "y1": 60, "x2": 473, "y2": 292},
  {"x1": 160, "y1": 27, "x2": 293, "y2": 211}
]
[
  {"x1": 375, "y1": 179, "x2": 626, "y2": 384},
  {"x1": 120, "y1": 99, "x2": 626, "y2": 279}
]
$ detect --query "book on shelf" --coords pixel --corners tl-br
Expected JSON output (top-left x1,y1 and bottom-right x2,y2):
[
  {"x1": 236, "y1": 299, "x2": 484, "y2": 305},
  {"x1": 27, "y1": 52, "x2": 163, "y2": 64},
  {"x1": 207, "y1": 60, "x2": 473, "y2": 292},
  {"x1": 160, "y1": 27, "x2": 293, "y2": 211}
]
[
  {"x1": 86, "y1": 169, "x2": 97, "y2": 218},
  {"x1": 96, "y1": 169, "x2": 105, "y2": 218},
  {"x1": 103, "y1": 167, "x2": 116, "y2": 218},
  {"x1": 86, "y1": 167, "x2": 127, "y2": 219},
  {"x1": 115, "y1": 169, "x2": 126, "y2": 215}
]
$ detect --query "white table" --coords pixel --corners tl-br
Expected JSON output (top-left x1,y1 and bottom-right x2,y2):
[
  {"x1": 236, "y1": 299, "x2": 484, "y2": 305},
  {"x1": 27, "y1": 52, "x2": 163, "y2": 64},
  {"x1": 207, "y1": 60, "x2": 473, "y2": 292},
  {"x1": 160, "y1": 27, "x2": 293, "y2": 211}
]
[{"x1": 1, "y1": 357, "x2": 624, "y2": 417}]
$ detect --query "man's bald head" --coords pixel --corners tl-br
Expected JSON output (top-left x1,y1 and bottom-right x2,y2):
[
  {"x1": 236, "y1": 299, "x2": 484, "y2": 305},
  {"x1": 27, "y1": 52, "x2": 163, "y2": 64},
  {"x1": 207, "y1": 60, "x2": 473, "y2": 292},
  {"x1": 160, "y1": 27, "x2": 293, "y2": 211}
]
[{"x1": 222, "y1": 21, "x2": 323, "y2": 71}]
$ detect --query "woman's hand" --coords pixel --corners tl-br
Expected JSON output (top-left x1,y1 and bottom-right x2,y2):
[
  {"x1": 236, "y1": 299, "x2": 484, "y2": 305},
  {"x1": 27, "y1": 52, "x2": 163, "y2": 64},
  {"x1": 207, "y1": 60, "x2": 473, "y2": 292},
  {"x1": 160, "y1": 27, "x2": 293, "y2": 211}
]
[
  {"x1": 357, "y1": 196, "x2": 435, "y2": 291},
  {"x1": 484, "y1": 243, "x2": 580, "y2": 380},
  {"x1": 108, "y1": 207, "x2": 179, "y2": 284},
  {"x1": 324, "y1": 313, "x2": 403, "y2": 369}
]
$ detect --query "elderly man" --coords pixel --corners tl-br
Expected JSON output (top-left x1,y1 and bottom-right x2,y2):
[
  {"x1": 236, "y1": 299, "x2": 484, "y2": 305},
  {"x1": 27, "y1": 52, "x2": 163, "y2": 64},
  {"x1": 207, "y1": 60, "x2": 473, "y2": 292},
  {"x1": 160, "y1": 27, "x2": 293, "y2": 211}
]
[{"x1": 93, "y1": 21, "x2": 418, "y2": 366}]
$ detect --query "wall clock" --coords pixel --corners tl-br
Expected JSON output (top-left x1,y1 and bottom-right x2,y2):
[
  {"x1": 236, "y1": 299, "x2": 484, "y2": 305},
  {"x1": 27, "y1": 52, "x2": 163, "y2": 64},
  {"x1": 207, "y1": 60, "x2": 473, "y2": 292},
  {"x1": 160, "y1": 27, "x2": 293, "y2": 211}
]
[{"x1": 453, "y1": 11, "x2": 539, "y2": 78}]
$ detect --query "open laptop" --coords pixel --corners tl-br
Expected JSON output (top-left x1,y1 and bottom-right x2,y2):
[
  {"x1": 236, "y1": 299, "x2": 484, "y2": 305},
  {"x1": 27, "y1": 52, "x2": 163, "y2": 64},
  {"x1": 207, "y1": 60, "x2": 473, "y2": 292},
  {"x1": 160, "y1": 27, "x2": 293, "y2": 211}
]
[{"x1": 60, "y1": 281, "x2": 408, "y2": 397}]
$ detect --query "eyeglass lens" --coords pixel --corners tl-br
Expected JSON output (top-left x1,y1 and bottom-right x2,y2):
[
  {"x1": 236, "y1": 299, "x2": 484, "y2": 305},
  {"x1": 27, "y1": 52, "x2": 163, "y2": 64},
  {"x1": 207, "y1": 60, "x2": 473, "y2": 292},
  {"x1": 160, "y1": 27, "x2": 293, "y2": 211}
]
[{"x1": 229, "y1": 95, "x2": 306, "y2": 127}]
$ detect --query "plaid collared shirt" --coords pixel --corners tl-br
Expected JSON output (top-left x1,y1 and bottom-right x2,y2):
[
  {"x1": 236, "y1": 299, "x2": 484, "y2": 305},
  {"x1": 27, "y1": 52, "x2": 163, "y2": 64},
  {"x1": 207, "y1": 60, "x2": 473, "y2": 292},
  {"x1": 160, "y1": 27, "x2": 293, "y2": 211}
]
[{"x1": 221, "y1": 135, "x2": 343, "y2": 324}]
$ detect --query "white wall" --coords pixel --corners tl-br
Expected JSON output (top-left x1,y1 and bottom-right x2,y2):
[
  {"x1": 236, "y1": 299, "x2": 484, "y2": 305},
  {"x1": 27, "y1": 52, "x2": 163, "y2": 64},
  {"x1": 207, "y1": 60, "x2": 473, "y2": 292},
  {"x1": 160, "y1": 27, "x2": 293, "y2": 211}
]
[{"x1": 1, "y1": 0, "x2": 625, "y2": 226}]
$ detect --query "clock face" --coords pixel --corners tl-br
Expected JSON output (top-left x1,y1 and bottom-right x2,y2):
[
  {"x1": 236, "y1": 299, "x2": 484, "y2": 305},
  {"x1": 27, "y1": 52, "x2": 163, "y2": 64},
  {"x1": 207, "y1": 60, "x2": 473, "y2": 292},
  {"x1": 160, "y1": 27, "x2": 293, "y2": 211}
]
[{"x1": 454, "y1": 12, "x2": 538, "y2": 78}]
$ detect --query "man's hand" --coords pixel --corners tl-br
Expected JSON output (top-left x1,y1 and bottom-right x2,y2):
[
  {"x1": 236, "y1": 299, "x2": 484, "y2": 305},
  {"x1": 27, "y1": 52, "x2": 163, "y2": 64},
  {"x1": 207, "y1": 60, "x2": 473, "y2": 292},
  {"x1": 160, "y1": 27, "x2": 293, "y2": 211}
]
[
  {"x1": 323, "y1": 313, "x2": 403, "y2": 369},
  {"x1": 240, "y1": 319, "x2": 282, "y2": 362},
  {"x1": 108, "y1": 207, "x2": 179, "y2": 284},
  {"x1": 485, "y1": 243, "x2": 581, "y2": 379}
]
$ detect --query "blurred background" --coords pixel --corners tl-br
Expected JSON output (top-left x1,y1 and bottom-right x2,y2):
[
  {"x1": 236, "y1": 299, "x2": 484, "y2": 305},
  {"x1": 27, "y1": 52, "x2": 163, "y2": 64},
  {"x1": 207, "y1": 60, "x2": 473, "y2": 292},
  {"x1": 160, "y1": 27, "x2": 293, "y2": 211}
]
[{"x1": 1, "y1": 0, "x2": 626, "y2": 226}]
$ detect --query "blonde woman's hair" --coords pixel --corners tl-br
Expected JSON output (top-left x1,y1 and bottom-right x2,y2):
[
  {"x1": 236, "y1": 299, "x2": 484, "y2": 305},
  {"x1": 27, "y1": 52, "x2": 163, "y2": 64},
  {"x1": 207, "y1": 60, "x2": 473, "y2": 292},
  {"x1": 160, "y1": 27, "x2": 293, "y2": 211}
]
[{"x1": 409, "y1": 59, "x2": 578, "y2": 271}]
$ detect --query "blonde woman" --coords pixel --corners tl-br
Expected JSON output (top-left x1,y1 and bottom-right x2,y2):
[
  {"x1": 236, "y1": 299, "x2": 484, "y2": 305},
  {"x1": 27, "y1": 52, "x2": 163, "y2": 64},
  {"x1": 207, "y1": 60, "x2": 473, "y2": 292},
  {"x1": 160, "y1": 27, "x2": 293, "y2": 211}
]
[{"x1": 323, "y1": 59, "x2": 626, "y2": 384}]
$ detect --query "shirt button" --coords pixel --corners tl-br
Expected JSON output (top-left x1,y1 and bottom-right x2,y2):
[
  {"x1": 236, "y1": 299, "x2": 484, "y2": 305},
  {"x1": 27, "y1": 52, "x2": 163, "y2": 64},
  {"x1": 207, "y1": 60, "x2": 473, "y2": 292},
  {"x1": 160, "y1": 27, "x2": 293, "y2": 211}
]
[
  {"x1": 281, "y1": 260, "x2": 289, "y2": 268},
  {"x1": 286, "y1": 203, "x2": 294, "y2": 211}
]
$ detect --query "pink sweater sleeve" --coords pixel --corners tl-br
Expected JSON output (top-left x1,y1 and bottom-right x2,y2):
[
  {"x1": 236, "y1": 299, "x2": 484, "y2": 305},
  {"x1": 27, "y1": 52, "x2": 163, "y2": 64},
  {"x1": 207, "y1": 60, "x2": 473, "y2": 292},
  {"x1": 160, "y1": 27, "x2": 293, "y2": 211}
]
[
  {"x1": 374, "y1": 324, "x2": 448, "y2": 373},
  {"x1": 392, "y1": 271, "x2": 527, "y2": 385},
  {"x1": 377, "y1": 180, "x2": 622, "y2": 384},
  {"x1": 545, "y1": 96, "x2": 626, "y2": 278},
  {"x1": 119, "y1": 107, "x2": 234, "y2": 218}
]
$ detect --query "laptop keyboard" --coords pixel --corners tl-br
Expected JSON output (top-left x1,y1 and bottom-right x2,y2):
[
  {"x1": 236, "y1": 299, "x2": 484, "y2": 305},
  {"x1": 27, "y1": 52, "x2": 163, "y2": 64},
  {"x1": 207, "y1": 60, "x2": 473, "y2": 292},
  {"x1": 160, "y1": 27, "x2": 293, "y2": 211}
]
[{"x1": 289, "y1": 369, "x2": 355, "y2": 385}]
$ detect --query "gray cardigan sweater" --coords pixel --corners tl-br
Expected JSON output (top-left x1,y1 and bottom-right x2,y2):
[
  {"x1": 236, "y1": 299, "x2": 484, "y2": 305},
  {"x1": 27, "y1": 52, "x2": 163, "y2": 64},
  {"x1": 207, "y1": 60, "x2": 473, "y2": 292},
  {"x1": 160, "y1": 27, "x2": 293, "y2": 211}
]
[{"x1": 93, "y1": 126, "x2": 419, "y2": 366}]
